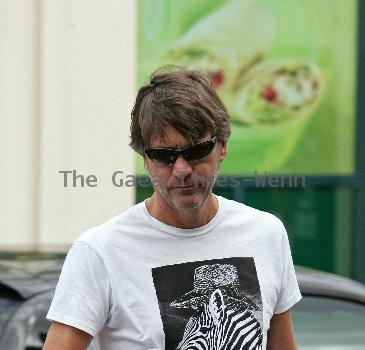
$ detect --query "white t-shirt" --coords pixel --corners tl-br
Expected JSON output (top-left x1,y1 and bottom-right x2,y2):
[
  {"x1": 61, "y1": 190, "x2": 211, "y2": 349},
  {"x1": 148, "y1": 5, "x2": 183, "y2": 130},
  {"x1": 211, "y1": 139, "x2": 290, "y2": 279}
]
[{"x1": 46, "y1": 195, "x2": 301, "y2": 349}]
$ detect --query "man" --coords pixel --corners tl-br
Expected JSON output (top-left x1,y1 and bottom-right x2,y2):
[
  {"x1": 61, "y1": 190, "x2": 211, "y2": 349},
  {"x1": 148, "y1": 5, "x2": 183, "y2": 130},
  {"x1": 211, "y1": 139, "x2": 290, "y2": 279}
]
[{"x1": 44, "y1": 68, "x2": 301, "y2": 349}]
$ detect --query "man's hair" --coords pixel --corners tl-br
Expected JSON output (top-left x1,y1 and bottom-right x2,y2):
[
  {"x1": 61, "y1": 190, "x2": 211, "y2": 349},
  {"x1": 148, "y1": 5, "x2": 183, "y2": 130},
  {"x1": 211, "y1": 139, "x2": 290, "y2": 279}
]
[{"x1": 129, "y1": 67, "x2": 231, "y2": 155}]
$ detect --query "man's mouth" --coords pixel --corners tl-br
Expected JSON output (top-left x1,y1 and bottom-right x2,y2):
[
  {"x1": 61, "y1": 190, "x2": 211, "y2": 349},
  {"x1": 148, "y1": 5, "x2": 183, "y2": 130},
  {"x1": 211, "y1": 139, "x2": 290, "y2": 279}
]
[{"x1": 170, "y1": 185, "x2": 195, "y2": 189}]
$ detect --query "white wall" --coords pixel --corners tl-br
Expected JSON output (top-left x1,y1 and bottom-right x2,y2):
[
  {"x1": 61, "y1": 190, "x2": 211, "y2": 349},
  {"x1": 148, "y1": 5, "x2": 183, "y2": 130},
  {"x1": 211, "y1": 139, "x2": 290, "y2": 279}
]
[{"x1": 0, "y1": 0, "x2": 136, "y2": 251}]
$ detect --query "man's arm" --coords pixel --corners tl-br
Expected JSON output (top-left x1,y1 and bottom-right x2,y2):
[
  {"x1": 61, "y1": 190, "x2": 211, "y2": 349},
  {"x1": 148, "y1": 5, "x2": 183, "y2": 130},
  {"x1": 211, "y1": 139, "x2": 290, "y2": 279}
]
[
  {"x1": 43, "y1": 321, "x2": 93, "y2": 350},
  {"x1": 267, "y1": 310, "x2": 298, "y2": 350}
]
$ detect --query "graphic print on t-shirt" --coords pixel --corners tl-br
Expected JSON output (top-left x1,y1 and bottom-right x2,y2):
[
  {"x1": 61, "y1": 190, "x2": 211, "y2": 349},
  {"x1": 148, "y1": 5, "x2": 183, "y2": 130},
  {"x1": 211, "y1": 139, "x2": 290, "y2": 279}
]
[{"x1": 152, "y1": 257, "x2": 263, "y2": 350}]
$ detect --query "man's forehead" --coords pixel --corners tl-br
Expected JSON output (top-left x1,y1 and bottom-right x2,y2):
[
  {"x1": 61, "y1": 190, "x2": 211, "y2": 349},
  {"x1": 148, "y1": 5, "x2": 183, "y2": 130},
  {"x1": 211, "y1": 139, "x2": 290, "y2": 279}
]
[
  {"x1": 149, "y1": 129, "x2": 211, "y2": 148},
  {"x1": 149, "y1": 132, "x2": 191, "y2": 148}
]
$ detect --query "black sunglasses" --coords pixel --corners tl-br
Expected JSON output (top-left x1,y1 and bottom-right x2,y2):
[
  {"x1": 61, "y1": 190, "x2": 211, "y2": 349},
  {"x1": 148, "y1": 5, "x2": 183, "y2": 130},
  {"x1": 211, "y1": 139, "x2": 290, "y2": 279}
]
[{"x1": 144, "y1": 136, "x2": 218, "y2": 165}]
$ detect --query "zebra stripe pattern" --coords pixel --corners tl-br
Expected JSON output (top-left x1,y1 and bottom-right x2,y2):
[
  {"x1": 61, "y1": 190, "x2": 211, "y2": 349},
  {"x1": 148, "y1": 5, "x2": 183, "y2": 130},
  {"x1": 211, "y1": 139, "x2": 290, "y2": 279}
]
[{"x1": 176, "y1": 289, "x2": 262, "y2": 350}]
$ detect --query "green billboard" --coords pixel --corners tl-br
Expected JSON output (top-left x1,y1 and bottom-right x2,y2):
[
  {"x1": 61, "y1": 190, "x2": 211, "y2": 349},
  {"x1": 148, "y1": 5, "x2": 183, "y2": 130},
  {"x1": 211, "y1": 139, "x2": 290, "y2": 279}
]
[{"x1": 137, "y1": 0, "x2": 357, "y2": 175}]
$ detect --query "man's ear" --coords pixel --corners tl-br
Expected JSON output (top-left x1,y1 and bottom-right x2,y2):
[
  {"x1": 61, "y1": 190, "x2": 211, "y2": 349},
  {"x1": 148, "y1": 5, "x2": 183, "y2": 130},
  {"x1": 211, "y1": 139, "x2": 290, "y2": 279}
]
[{"x1": 219, "y1": 141, "x2": 228, "y2": 161}]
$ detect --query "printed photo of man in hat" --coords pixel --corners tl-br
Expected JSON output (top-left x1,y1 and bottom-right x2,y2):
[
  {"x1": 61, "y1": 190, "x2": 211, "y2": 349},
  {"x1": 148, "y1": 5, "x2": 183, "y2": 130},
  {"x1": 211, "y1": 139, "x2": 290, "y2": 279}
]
[
  {"x1": 171, "y1": 263, "x2": 263, "y2": 350},
  {"x1": 152, "y1": 257, "x2": 263, "y2": 349}
]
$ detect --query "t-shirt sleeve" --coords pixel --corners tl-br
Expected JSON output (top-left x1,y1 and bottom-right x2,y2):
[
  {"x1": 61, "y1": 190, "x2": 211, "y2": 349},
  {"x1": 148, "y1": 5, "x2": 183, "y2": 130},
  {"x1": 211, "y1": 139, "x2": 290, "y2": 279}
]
[
  {"x1": 46, "y1": 240, "x2": 111, "y2": 337},
  {"x1": 273, "y1": 224, "x2": 302, "y2": 314}
]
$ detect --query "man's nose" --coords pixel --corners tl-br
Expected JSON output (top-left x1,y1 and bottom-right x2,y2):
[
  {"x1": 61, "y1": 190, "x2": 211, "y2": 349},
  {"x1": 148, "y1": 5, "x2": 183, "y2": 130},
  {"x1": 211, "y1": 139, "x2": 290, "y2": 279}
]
[{"x1": 172, "y1": 155, "x2": 193, "y2": 177}]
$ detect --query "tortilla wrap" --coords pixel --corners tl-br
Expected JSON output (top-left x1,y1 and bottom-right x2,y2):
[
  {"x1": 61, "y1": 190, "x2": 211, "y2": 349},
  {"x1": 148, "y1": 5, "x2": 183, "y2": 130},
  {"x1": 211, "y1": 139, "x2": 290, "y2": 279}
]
[{"x1": 161, "y1": 0, "x2": 275, "y2": 97}]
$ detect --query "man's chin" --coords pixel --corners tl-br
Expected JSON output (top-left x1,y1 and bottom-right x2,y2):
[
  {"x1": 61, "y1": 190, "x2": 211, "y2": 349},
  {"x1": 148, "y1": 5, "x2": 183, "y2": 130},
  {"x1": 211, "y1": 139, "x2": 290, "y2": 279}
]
[{"x1": 169, "y1": 192, "x2": 206, "y2": 211}]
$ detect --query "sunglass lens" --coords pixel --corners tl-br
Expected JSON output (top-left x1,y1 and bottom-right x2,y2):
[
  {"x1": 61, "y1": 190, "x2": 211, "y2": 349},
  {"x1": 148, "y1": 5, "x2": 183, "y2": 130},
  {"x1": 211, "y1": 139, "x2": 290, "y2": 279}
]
[
  {"x1": 183, "y1": 141, "x2": 215, "y2": 161},
  {"x1": 146, "y1": 149, "x2": 176, "y2": 164}
]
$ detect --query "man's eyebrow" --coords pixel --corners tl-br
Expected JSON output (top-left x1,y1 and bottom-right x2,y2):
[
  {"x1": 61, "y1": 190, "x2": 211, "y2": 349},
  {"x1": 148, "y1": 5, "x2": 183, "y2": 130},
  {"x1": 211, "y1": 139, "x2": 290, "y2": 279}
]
[
  {"x1": 149, "y1": 143, "x2": 185, "y2": 149},
  {"x1": 148, "y1": 138, "x2": 189, "y2": 149}
]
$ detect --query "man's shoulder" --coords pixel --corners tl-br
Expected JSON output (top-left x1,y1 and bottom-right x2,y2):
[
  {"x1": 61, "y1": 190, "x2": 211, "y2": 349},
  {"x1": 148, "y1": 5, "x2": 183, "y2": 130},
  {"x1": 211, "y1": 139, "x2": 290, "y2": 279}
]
[
  {"x1": 75, "y1": 201, "x2": 145, "y2": 247},
  {"x1": 220, "y1": 196, "x2": 285, "y2": 231}
]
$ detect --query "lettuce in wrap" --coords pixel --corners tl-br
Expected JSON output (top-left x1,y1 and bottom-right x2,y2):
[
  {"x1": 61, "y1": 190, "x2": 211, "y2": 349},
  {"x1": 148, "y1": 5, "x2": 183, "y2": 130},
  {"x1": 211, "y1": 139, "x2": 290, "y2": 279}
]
[{"x1": 228, "y1": 59, "x2": 323, "y2": 125}]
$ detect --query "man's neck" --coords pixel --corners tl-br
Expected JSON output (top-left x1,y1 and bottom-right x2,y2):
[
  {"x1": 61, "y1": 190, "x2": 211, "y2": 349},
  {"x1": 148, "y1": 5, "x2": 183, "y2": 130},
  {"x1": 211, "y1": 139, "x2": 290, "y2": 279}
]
[{"x1": 145, "y1": 193, "x2": 218, "y2": 229}]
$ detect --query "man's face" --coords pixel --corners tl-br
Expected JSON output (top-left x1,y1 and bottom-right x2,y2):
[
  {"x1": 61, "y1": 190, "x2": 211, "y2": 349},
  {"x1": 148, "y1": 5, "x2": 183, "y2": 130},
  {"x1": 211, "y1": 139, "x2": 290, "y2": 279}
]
[{"x1": 144, "y1": 126, "x2": 228, "y2": 211}]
